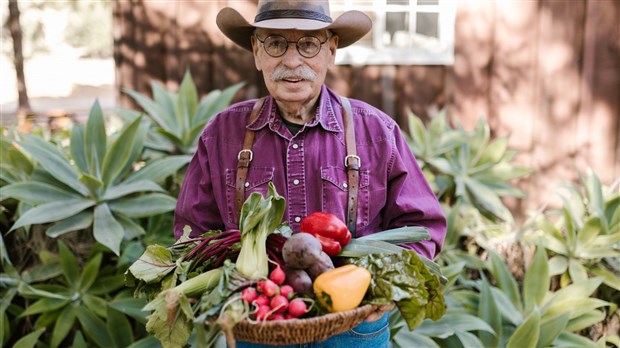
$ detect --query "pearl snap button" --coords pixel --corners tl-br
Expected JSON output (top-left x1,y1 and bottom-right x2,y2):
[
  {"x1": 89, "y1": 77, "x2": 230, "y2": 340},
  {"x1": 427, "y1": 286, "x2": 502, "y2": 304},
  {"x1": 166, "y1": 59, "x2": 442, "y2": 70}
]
[
  {"x1": 293, "y1": 179, "x2": 300, "y2": 185},
  {"x1": 244, "y1": 182, "x2": 249, "y2": 187},
  {"x1": 294, "y1": 216, "x2": 301, "y2": 222},
  {"x1": 292, "y1": 143, "x2": 299, "y2": 149},
  {"x1": 343, "y1": 183, "x2": 348, "y2": 188}
]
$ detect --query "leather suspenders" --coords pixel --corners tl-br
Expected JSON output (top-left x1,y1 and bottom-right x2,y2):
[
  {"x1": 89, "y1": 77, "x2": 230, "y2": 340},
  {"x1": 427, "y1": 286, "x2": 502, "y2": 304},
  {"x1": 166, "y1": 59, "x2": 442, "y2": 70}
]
[
  {"x1": 235, "y1": 96, "x2": 360, "y2": 236},
  {"x1": 340, "y1": 97, "x2": 360, "y2": 236},
  {"x1": 235, "y1": 97, "x2": 266, "y2": 215}
]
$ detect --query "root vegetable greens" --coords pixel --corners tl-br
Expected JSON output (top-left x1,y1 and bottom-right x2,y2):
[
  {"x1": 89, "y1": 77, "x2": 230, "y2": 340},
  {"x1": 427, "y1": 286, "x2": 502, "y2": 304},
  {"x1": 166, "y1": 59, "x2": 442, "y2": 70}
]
[
  {"x1": 125, "y1": 183, "x2": 287, "y2": 348},
  {"x1": 350, "y1": 249, "x2": 445, "y2": 330}
]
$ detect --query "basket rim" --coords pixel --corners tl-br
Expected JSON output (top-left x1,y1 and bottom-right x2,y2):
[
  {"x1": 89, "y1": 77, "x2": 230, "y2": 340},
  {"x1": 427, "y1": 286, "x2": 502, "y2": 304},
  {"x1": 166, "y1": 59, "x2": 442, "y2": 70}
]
[
  {"x1": 230, "y1": 304, "x2": 378, "y2": 345},
  {"x1": 236, "y1": 303, "x2": 377, "y2": 327}
]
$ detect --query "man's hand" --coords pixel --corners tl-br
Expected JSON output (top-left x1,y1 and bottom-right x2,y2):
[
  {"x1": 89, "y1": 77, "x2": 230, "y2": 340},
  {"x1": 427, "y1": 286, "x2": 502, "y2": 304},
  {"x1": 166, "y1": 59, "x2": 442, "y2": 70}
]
[{"x1": 364, "y1": 302, "x2": 395, "y2": 322}]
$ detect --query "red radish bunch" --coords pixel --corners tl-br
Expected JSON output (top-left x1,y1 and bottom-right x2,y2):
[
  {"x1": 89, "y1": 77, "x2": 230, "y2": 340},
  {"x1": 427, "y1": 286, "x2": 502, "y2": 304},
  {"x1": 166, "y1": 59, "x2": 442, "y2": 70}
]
[{"x1": 243, "y1": 265, "x2": 312, "y2": 321}]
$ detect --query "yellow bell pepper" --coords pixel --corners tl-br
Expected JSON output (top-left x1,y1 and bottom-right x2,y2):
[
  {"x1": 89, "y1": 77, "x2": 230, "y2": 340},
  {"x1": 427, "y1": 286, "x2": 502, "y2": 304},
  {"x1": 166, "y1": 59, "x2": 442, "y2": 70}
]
[{"x1": 313, "y1": 264, "x2": 371, "y2": 312}]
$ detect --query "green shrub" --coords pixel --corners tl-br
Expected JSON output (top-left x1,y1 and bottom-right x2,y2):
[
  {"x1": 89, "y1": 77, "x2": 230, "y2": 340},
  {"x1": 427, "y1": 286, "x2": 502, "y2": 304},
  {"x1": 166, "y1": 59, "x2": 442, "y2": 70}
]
[
  {"x1": 404, "y1": 111, "x2": 531, "y2": 223},
  {"x1": 119, "y1": 70, "x2": 244, "y2": 157},
  {"x1": 0, "y1": 102, "x2": 182, "y2": 256}
]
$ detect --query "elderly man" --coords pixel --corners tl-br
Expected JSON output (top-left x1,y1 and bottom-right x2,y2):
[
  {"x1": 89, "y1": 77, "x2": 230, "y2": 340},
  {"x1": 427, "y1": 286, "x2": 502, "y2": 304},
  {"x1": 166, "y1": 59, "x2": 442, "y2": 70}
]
[{"x1": 174, "y1": 1, "x2": 446, "y2": 346}]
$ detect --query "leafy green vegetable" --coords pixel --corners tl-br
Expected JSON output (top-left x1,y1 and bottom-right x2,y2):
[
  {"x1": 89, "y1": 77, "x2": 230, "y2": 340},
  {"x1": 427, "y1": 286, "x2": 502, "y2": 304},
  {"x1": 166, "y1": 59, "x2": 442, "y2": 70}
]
[
  {"x1": 351, "y1": 250, "x2": 446, "y2": 330},
  {"x1": 142, "y1": 267, "x2": 223, "y2": 348},
  {"x1": 126, "y1": 244, "x2": 176, "y2": 284},
  {"x1": 236, "y1": 182, "x2": 285, "y2": 279},
  {"x1": 341, "y1": 229, "x2": 446, "y2": 283},
  {"x1": 196, "y1": 261, "x2": 253, "y2": 347}
]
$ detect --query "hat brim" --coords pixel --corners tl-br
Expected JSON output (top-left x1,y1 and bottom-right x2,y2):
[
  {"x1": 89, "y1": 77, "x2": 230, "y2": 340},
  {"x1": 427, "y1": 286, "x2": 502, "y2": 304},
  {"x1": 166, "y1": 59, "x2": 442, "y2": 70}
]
[{"x1": 216, "y1": 7, "x2": 371, "y2": 51}]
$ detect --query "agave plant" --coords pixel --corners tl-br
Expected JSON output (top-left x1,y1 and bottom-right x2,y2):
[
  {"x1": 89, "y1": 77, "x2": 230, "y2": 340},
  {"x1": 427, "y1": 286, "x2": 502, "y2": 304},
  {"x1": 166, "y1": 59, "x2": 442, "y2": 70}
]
[
  {"x1": 532, "y1": 168, "x2": 620, "y2": 291},
  {"x1": 404, "y1": 110, "x2": 532, "y2": 223},
  {"x1": 14, "y1": 241, "x2": 127, "y2": 347},
  {"x1": 390, "y1": 262, "x2": 495, "y2": 348},
  {"x1": 0, "y1": 101, "x2": 187, "y2": 255},
  {"x1": 0, "y1": 131, "x2": 36, "y2": 231},
  {"x1": 119, "y1": 69, "x2": 244, "y2": 156},
  {"x1": 443, "y1": 247, "x2": 613, "y2": 348}
]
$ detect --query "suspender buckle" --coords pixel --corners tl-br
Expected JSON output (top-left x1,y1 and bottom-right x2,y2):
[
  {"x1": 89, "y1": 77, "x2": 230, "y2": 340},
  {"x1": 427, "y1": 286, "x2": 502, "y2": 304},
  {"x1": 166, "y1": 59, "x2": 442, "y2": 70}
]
[
  {"x1": 238, "y1": 149, "x2": 253, "y2": 162},
  {"x1": 344, "y1": 155, "x2": 361, "y2": 170}
]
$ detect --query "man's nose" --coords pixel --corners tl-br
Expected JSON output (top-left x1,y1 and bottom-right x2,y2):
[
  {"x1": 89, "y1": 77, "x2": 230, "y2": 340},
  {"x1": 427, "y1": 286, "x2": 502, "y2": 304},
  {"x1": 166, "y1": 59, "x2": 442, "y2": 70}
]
[{"x1": 280, "y1": 43, "x2": 304, "y2": 67}]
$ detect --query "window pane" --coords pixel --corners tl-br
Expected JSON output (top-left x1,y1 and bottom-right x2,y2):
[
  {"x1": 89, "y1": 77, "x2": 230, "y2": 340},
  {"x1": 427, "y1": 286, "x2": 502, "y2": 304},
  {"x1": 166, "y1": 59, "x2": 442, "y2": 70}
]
[
  {"x1": 417, "y1": 0, "x2": 439, "y2": 5},
  {"x1": 416, "y1": 12, "x2": 438, "y2": 38},
  {"x1": 386, "y1": 12, "x2": 409, "y2": 47}
]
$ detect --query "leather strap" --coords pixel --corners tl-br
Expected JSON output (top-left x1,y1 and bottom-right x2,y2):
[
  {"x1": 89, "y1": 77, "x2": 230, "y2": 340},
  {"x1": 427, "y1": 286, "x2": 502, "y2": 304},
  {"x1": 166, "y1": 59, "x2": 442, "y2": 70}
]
[
  {"x1": 234, "y1": 96, "x2": 359, "y2": 237},
  {"x1": 340, "y1": 97, "x2": 360, "y2": 237},
  {"x1": 235, "y1": 98, "x2": 265, "y2": 218}
]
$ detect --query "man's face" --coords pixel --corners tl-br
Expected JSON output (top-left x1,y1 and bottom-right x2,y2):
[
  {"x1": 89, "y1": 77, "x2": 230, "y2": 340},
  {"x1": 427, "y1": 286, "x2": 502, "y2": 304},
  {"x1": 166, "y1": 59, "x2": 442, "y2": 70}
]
[{"x1": 251, "y1": 29, "x2": 338, "y2": 105}]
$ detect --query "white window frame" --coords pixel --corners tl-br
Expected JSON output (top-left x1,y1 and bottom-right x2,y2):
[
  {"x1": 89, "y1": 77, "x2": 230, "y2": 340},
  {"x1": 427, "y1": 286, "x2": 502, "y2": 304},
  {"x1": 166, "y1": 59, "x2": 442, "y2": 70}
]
[{"x1": 331, "y1": 0, "x2": 456, "y2": 65}]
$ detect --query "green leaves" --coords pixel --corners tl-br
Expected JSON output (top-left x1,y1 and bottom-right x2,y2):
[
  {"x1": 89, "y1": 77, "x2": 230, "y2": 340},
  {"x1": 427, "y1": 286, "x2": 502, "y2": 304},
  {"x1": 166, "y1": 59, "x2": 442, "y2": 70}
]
[
  {"x1": 2, "y1": 102, "x2": 177, "y2": 255},
  {"x1": 94, "y1": 203, "x2": 125, "y2": 255},
  {"x1": 101, "y1": 116, "x2": 145, "y2": 187},
  {"x1": 18, "y1": 134, "x2": 89, "y2": 196},
  {"x1": 12, "y1": 241, "x2": 125, "y2": 347},
  {"x1": 9, "y1": 198, "x2": 96, "y2": 232},
  {"x1": 536, "y1": 168, "x2": 620, "y2": 290},
  {"x1": 523, "y1": 245, "x2": 549, "y2": 311},
  {"x1": 122, "y1": 69, "x2": 244, "y2": 155},
  {"x1": 506, "y1": 307, "x2": 540, "y2": 348},
  {"x1": 236, "y1": 182, "x2": 285, "y2": 279},
  {"x1": 351, "y1": 250, "x2": 446, "y2": 330},
  {"x1": 126, "y1": 244, "x2": 176, "y2": 284},
  {"x1": 404, "y1": 110, "x2": 531, "y2": 223}
]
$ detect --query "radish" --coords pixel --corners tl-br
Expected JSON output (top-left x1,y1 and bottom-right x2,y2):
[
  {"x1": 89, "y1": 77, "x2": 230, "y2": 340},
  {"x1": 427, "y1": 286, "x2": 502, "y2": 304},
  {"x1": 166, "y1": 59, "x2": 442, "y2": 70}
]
[
  {"x1": 270, "y1": 295, "x2": 289, "y2": 313},
  {"x1": 255, "y1": 304, "x2": 271, "y2": 320},
  {"x1": 241, "y1": 287, "x2": 258, "y2": 303},
  {"x1": 279, "y1": 285, "x2": 294, "y2": 299},
  {"x1": 288, "y1": 298, "x2": 308, "y2": 318},
  {"x1": 271, "y1": 313, "x2": 285, "y2": 321},
  {"x1": 258, "y1": 279, "x2": 279, "y2": 297},
  {"x1": 269, "y1": 265, "x2": 286, "y2": 285},
  {"x1": 253, "y1": 295, "x2": 270, "y2": 307}
]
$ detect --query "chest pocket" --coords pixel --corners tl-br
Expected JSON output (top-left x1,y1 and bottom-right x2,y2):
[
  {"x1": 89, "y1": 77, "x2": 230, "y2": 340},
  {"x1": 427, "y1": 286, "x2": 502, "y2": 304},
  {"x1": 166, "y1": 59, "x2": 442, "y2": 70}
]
[
  {"x1": 225, "y1": 167, "x2": 274, "y2": 225},
  {"x1": 320, "y1": 166, "x2": 370, "y2": 229}
]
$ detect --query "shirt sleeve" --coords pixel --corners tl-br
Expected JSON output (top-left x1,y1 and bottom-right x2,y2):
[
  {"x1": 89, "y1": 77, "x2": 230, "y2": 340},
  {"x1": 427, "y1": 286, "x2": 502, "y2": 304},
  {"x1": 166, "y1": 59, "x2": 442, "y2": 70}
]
[
  {"x1": 381, "y1": 124, "x2": 447, "y2": 260},
  {"x1": 173, "y1": 132, "x2": 225, "y2": 239}
]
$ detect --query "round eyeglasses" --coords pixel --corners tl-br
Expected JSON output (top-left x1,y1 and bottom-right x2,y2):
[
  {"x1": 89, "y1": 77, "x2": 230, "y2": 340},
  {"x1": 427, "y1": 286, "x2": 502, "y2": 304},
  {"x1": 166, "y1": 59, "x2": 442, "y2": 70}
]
[{"x1": 255, "y1": 34, "x2": 330, "y2": 58}]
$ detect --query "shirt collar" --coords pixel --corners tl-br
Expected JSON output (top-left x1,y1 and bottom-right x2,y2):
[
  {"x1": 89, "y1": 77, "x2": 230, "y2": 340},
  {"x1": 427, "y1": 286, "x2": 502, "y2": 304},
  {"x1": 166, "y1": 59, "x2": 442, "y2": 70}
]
[{"x1": 247, "y1": 85, "x2": 343, "y2": 134}]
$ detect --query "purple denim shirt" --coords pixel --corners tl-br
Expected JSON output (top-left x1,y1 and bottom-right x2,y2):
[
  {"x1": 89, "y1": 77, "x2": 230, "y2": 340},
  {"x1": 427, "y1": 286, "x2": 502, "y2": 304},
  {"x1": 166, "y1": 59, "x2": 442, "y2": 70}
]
[{"x1": 174, "y1": 85, "x2": 446, "y2": 259}]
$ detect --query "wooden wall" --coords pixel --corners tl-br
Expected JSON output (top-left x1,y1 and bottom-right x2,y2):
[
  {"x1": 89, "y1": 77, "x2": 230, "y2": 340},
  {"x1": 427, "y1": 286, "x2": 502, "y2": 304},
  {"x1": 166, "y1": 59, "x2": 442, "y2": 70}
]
[{"x1": 113, "y1": 0, "x2": 619, "y2": 217}]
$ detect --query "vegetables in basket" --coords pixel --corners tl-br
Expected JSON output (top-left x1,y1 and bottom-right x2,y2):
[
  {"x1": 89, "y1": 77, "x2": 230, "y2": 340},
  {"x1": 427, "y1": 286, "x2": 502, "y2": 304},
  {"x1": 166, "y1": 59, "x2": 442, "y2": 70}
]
[
  {"x1": 350, "y1": 250, "x2": 445, "y2": 331},
  {"x1": 236, "y1": 182, "x2": 286, "y2": 279},
  {"x1": 126, "y1": 183, "x2": 289, "y2": 348},
  {"x1": 300, "y1": 212, "x2": 352, "y2": 256},
  {"x1": 313, "y1": 264, "x2": 371, "y2": 312},
  {"x1": 142, "y1": 268, "x2": 223, "y2": 348}
]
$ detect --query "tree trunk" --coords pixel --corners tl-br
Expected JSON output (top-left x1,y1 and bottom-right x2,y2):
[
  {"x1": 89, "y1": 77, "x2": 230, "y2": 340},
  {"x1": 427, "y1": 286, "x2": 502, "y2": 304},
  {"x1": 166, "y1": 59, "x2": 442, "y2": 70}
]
[{"x1": 8, "y1": 0, "x2": 31, "y2": 125}]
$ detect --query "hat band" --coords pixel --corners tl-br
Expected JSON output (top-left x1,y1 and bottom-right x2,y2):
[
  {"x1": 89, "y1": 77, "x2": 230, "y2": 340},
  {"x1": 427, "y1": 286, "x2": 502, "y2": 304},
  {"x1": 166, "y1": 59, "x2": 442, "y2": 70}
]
[{"x1": 255, "y1": 9, "x2": 333, "y2": 23}]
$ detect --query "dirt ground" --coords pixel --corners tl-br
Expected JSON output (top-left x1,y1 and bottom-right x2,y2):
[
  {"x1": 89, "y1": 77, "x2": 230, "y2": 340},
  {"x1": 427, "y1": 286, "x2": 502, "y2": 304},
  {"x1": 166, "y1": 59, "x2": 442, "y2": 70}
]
[{"x1": 0, "y1": 47, "x2": 116, "y2": 127}]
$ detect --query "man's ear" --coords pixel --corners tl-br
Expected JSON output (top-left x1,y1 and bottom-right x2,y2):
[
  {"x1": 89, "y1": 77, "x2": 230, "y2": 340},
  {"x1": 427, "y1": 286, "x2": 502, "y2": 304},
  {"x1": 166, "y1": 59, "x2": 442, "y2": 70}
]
[
  {"x1": 328, "y1": 35, "x2": 339, "y2": 67},
  {"x1": 251, "y1": 36, "x2": 262, "y2": 71}
]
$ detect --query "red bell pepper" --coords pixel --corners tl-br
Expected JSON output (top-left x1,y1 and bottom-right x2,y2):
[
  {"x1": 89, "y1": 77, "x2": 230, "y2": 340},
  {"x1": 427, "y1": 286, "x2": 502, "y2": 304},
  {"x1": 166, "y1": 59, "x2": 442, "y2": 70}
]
[{"x1": 300, "y1": 212, "x2": 352, "y2": 257}]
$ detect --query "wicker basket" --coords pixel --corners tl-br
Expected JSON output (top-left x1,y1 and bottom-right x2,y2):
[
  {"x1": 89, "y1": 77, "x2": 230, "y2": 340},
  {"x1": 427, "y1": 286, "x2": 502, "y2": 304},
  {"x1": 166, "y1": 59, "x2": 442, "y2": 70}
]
[{"x1": 231, "y1": 304, "x2": 377, "y2": 346}]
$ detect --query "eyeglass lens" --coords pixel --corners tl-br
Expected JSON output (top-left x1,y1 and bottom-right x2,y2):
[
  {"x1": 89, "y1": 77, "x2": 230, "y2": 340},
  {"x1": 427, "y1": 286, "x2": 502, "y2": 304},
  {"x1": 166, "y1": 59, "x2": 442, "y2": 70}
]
[{"x1": 260, "y1": 35, "x2": 324, "y2": 58}]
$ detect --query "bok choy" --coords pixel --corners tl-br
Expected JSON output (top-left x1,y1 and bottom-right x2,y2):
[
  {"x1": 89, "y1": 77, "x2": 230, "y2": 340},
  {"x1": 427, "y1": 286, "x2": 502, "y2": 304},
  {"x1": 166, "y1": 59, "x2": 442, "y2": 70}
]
[{"x1": 236, "y1": 182, "x2": 286, "y2": 279}]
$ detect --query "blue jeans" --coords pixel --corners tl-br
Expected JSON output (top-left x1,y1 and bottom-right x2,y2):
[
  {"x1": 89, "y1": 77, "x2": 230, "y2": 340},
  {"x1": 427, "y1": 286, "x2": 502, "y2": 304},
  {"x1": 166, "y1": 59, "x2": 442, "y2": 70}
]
[{"x1": 234, "y1": 313, "x2": 389, "y2": 348}]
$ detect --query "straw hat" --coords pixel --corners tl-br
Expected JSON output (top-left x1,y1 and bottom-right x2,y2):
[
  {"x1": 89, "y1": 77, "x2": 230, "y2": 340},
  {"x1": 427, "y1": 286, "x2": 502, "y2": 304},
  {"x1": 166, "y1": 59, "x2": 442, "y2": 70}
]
[{"x1": 216, "y1": 0, "x2": 372, "y2": 51}]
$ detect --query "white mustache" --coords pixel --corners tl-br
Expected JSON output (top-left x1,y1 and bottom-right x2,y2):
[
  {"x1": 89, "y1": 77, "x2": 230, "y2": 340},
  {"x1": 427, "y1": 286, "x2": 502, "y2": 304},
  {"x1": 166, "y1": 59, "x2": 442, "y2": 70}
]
[{"x1": 270, "y1": 65, "x2": 317, "y2": 82}]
